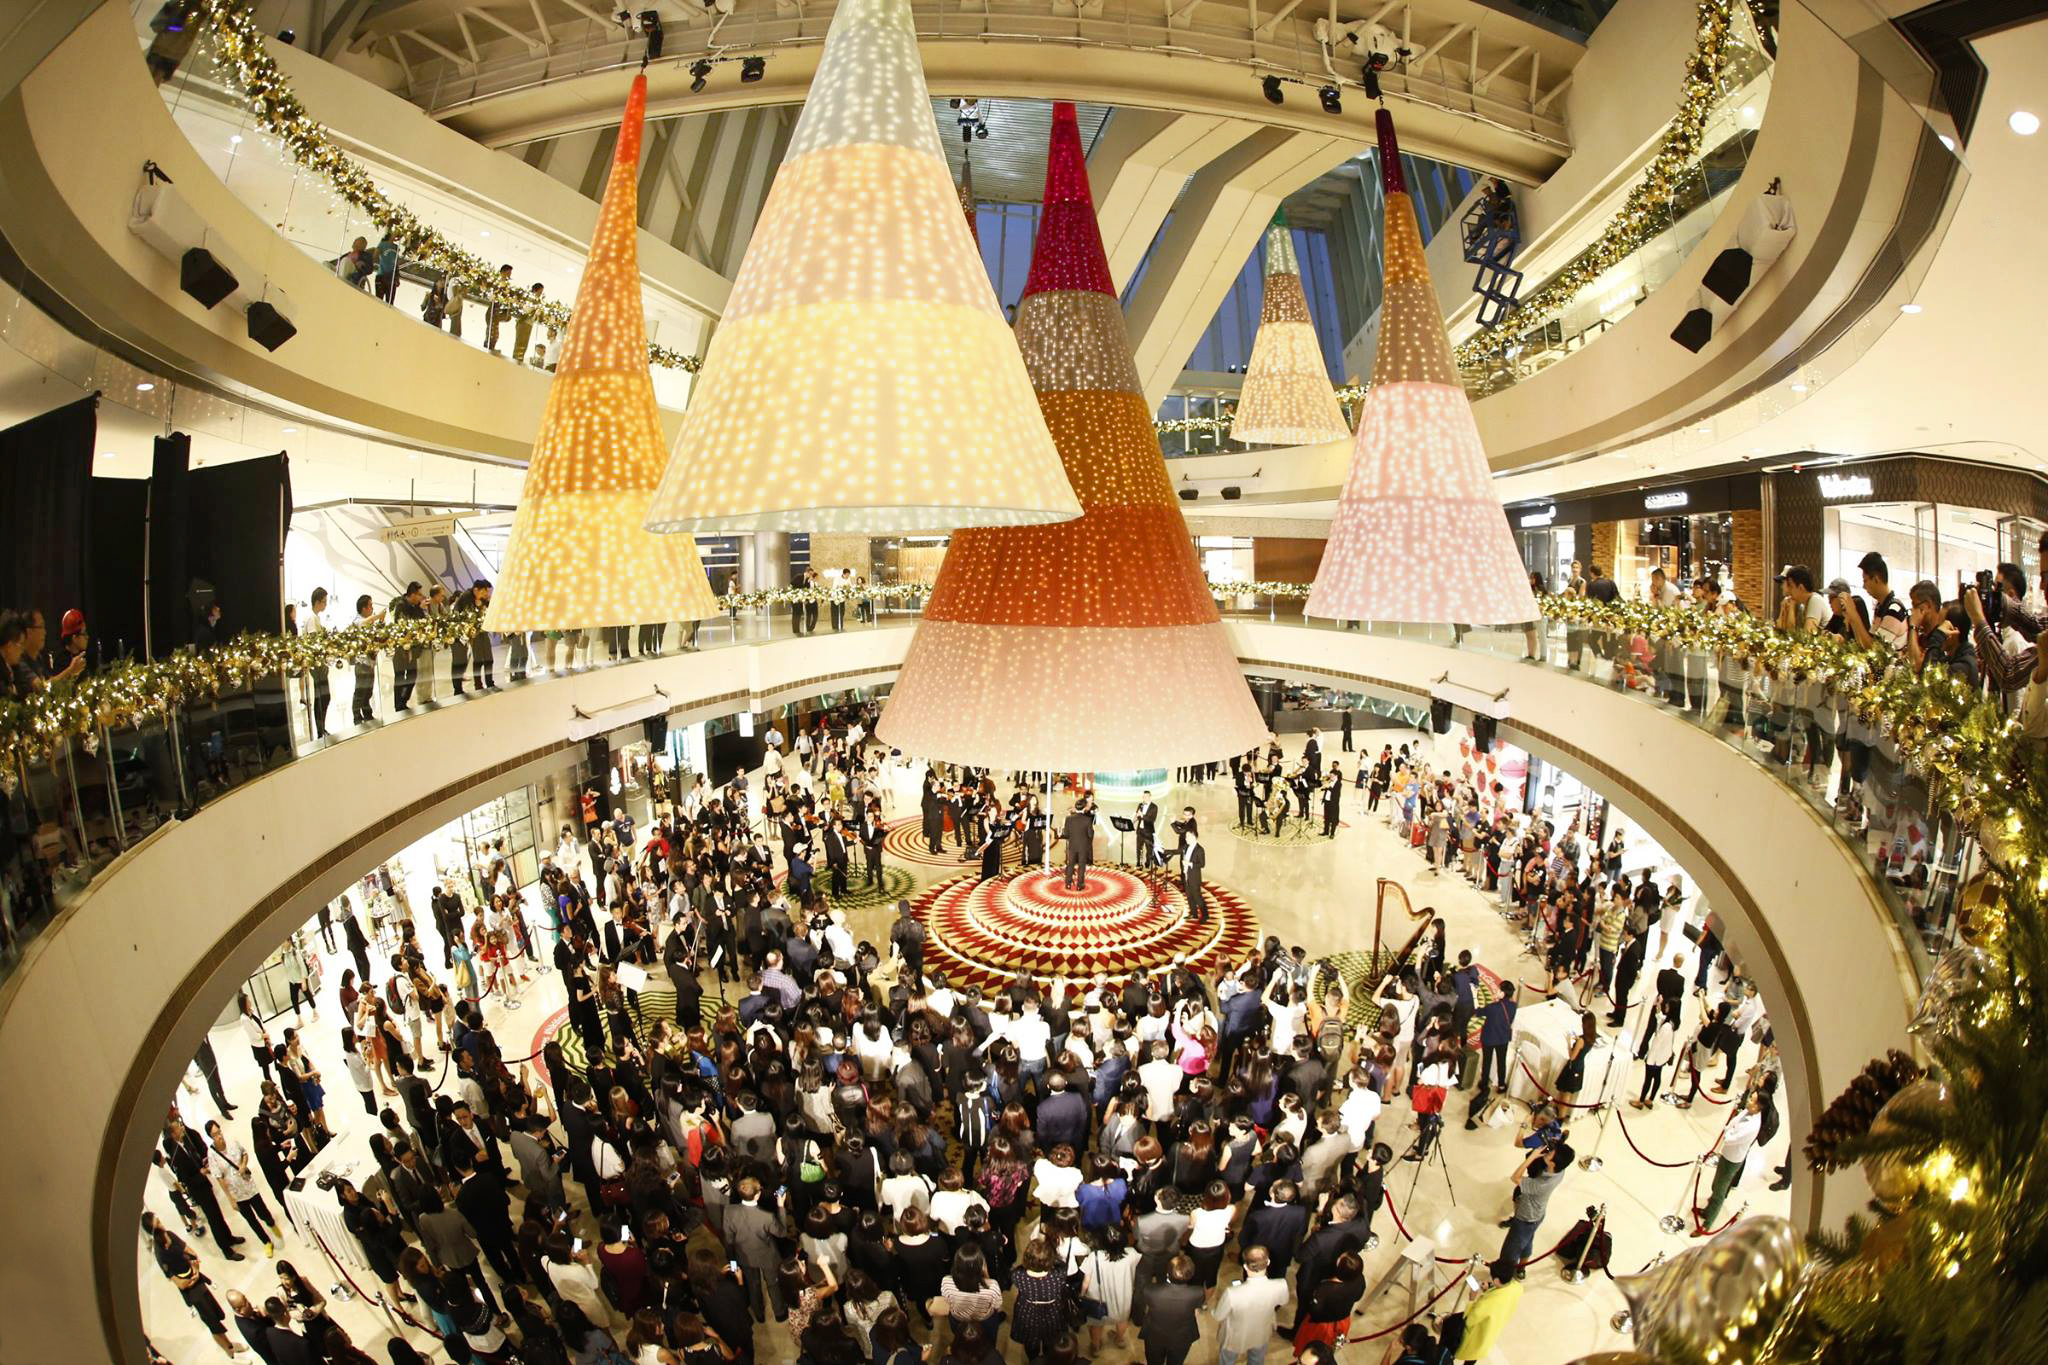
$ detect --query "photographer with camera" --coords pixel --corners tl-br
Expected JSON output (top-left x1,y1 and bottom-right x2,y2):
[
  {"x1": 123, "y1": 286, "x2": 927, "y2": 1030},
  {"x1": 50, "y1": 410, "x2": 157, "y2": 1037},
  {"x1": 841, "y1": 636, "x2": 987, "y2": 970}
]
[
  {"x1": 1497, "y1": 1134, "x2": 1572, "y2": 1275},
  {"x1": 1963, "y1": 560, "x2": 2044, "y2": 704}
]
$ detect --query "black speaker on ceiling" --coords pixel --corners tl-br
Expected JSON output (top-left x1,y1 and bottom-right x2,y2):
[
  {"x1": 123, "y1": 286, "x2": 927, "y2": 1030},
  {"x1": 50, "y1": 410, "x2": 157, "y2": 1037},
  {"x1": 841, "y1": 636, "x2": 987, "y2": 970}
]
[
  {"x1": 246, "y1": 301, "x2": 297, "y2": 351},
  {"x1": 1221, "y1": 486, "x2": 1242, "y2": 500},
  {"x1": 1473, "y1": 713, "x2": 1496, "y2": 753},
  {"x1": 1701, "y1": 247, "x2": 1755, "y2": 305},
  {"x1": 1177, "y1": 487, "x2": 1199, "y2": 502},
  {"x1": 1430, "y1": 698, "x2": 1453, "y2": 734},
  {"x1": 643, "y1": 713, "x2": 669, "y2": 749},
  {"x1": 1670, "y1": 307, "x2": 1713, "y2": 354},
  {"x1": 179, "y1": 248, "x2": 238, "y2": 308}
]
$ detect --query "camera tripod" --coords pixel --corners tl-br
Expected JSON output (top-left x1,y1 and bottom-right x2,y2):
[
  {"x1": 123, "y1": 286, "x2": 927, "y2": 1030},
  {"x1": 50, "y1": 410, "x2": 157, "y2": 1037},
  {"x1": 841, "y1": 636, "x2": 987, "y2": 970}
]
[{"x1": 1399, "y1": 1116, "x2": 1459, "y2": 1225}]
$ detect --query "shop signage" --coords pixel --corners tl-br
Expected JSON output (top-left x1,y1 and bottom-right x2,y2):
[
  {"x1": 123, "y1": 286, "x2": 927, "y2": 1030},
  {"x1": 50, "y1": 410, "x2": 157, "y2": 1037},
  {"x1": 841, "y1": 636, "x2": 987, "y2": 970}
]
[
  {"x1": 1643, "y1": 491, "x2": 1690, "y2": 510},
  {"x1": 1518, "y1": 507, "x2": 1558, "y2": 528},
  {"x1": 1818, "y1": 472, "x2": 1874, "y2": 499}
]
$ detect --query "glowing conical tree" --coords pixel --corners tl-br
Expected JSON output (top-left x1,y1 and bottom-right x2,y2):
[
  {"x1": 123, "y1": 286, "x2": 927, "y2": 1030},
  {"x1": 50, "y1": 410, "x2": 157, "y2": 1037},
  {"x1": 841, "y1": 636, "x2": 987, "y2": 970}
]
[
  {"x1": 878, "y1": 103, "x2": 1268, "y2": 772},
  {"x1": 642, "y1": 0, "x2": 1077, "y2": 534},
  {"x1": 1229, "y1": 211, "x2": 1351, "y2": 447},
  {"x1": 486, "y1": 74, "x2": 716, "y2": 634},
  {"x1": 1306, "y1": 108, "x2": 1533, "y2": 626}
]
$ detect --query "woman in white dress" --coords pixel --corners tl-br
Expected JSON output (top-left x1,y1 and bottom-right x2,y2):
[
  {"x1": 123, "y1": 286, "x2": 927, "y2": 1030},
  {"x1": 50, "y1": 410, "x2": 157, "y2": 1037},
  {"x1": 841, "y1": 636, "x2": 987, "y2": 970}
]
[{"x1": 1079, "y1": 1223, "x2": 1139, "y2": 1352}]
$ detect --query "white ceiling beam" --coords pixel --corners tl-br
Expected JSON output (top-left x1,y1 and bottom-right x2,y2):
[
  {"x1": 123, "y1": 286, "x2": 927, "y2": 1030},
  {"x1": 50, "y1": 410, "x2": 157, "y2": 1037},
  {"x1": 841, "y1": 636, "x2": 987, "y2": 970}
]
[
  {"x1": 1474, "y1": 43, "x2": 1529, "y2": 93},
  {"x1": 468, "y1": 7, "x2": 545, "y2": 52},
  {"x1": 1255, "y1": 0, "x2": 1302, "y2": 37},
  {"x1": 454, "y1": 11, "x2": 480, "y2": 62},
  {"x1": 526, "y1": 0, "x2": 553, "y2": 43},
  {"x1": 551, "y1": 0, "x2": 616, "y2": 27},
  {"x1": 1409, "y1": 20, "x2": 1467, "y2": 70},
  {"x1": 1534, "y1": 70, "x2": 1572, "y2": 114},
  {"x1": 400, "y1": 29, "x2": 475, "y2": 70},
  {"x1": 383, "y1": 33, "x2": 415, "y2": 92}
]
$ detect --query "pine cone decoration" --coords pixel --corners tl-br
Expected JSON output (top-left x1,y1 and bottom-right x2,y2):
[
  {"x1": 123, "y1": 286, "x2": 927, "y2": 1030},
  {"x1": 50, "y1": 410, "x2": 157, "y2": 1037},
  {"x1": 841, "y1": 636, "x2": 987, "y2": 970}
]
[{"x1": 1804, "y1": 1051, "x2": 1922, "y2": 1172}]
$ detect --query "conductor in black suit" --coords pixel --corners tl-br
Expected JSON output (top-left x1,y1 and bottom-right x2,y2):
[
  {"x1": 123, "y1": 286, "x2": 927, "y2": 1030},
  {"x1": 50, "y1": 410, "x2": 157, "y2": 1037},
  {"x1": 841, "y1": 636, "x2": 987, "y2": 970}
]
[
  {"x1": 1134, "y1": 792, "x2": 1160, "y2": 868},
  {"x1": 1060, "y1": 799, "x2": 1095, "y2": 890},
  {"x1": 859, "y1": 808, "x2": 885, "y2": 886},
  {"x1": 1321, "y1": 770, "x2": 1343, "y2": 838},
  {"x1": 823, "y1": 819, "x2": 851, "y2": 897},
  {"x1": 920, "y1": 775, "x2": 945, "y2": 855},
  {"x1": 1304, "y1": 727, "x2": 1323, "y2": 782},
  {"x1": 1174, "y1": 809, "x2": 1207, "y2": 923}
]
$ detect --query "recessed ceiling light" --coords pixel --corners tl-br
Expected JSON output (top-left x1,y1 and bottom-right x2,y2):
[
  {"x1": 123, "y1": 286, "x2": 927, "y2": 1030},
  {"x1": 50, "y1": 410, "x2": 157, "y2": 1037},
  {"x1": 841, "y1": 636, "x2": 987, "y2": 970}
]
[
  {"x1": 1939, "y1": 133, "x2": 1956, "y2": 151},
  {"x1": 281, "y1": 426, "x2": 298, "y2": 434},
  {"x1": 407, "y1": 452, "x2": 420, "y2": 460},
  {"x1": 479, "y1": 229, "x2": 492, "y2": 238},
  {"x1": 2012, "y1": 110, "x2": 2040, "y2": 135},
  {"x1": 1740, "y1": 105, "x2": 1754, "y2": 118},
  {"x1": 100, "y1": 450, "x2": 117, "y2": 459},
  {"x1": 135, "y1": 381, "x2": 155, "y2": 392},
  {"x1": 1790, "y1": 383, "x2": 1808, "y2": 393},
  {"x1": 1900, "y1": 302, "x2": 1922, "y2": 314},
  {"x1": 230, "y1": 134, "x2": 242, "y2": 144}
]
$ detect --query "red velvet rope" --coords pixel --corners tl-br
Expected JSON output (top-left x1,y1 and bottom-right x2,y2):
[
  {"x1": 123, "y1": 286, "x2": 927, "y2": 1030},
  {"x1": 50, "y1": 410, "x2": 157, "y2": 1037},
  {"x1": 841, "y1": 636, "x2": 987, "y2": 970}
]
[
  {"x1": 309, "y1": 1229, "x2": 431, "y2": 1333},
  {"x1": 1614, "y1": 1111, "x2": 1707, "y2": 1169},
  {"x1": 1380, "y1": 1190, "x2": 1571, "y2": 1268},
  {"x1": 1516, "y1": 1059, "x2": 1605, "y2": 1109},
  {"x1": 1686, "y1": 1163, "x2": 1739, "y2": 1238},
  {"x1": 1347, "y1": 1271, "x2": 1462, "y2": 1343}
]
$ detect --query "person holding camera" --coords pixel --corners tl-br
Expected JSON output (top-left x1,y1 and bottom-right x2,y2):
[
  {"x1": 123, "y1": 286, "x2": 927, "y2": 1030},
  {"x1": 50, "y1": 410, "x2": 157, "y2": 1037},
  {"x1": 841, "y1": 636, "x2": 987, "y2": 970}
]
[{"x1": 1497, "y1": 1137, "x2": 1572, "y2": 1274}]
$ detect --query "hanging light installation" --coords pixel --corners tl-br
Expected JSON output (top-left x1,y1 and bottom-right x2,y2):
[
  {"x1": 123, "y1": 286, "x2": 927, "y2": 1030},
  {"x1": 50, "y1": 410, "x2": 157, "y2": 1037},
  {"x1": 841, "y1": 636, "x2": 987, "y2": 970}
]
[
  {"x1": 1228, "y1": 210, "x2": 1351, "y2": 447},
  {"x1": 1305, "y1": 107, "x2": 1534, "y2": 626},
  {"x1": 959, "y1": 151, "x2": 978, "y2": 244},
  {"x1": 878, "y1": 103, "x2": 1269, "y2": 772},
  {"x1": 487, "y1": 72, "x2": 717, "y2": 634},
  {"x1": 641, "y1": 0, "x2": 1077, "y2": 534}
]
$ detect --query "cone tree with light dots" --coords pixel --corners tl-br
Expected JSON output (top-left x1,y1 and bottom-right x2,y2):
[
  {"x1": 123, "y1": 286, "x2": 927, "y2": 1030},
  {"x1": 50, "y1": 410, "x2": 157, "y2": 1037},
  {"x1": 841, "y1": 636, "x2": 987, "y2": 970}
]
[
  {"x1": 1304, "y1": 108, "x2": 1534, "y2": 626},
  {"x1": 641, "y1": 0, "x2": 1076, "y2": 534},
  {"x1": 1229, "y1": 211, "x2": 1352, "y2": 447},
  {"x1": 486, "y1": 73, "x2": 716, "y2": 634},
  {"x1": 878, "y1": 103, "x2": 1268, "y2": 773}
]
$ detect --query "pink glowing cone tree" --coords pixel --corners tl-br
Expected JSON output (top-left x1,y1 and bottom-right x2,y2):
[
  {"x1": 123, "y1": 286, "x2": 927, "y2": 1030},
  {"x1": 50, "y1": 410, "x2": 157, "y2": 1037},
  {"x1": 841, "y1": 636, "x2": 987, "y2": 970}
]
[{"x1": 1305, "y1": 108, "x2": 1534, "y2": 626}]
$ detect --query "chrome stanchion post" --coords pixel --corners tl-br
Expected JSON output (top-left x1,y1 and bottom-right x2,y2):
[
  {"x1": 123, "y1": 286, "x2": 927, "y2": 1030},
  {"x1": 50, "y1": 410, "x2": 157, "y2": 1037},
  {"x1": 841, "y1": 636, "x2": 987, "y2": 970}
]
[
  {"x1": 1561, "y1": 1204, "x2": 1605, "y2": 1283},
  {"x1": 1659, "y1": 1154, "x2": 1704, "y2": 1236}
]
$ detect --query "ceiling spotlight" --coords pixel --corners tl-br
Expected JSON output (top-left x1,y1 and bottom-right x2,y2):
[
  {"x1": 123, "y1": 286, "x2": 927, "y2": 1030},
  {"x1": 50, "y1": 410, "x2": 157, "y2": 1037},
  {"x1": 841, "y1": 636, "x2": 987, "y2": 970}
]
[
  {"x1": 689, "y1": 58, "x2": 711, "y2": 92},
  {"x1": 1363, "y1": 48, "x2": 1390, "y2": 100},
  {"x1": 277, "y1": 26, "x2": 295, "y2": 44},
  {"x1": 136, "y1": 381, "x2": 155, "y2": 392},
  {"x1": 230, "y1": 134, "x2": 242, "y2": 145},
  {"x1": 281, "y1": 426, "x2": 298, "y2": 434},
  {"x1": 1899, "y1": 302, "x2": 1922, "y2": 314},
  {"x1": 740, "y1": 55, "x2": 765, "y2": 82},
  {"x1": 637, "y1": 10, "x2": 663, "y2": 62},
  {"x1": 1262, "y1": 75, "x2": 1284, "y2": 105},
  {"x1": 2011, "y1": 109, "x2": 2040, "y2": 135},
  {"x1": 1318, "y1": 83, "x2": 1342, "y2": 114}
]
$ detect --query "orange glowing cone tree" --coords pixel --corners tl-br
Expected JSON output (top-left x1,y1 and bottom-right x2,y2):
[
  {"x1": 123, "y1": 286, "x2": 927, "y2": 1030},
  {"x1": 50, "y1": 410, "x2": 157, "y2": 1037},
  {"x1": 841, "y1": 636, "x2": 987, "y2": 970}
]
[
  {"x1": 878, "y1": 103, "x2": 1268, "y2": 772},
  {"x1": 1229, "y1": 211, "x2": 1351, "y2": 447},
  {"x1": 1305, "y1": 108, "x2": 1533, "y2": 626},
  {"x1": 486, "y1": 73, "x2": 716, "y2": 633}
]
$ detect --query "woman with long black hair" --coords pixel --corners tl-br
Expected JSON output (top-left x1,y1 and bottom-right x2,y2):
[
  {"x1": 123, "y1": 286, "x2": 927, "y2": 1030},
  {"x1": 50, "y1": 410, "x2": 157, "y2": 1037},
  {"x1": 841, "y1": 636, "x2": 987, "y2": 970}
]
[{"x1": 142, "y1": 1214, "x2": 245, "y2": 1358}]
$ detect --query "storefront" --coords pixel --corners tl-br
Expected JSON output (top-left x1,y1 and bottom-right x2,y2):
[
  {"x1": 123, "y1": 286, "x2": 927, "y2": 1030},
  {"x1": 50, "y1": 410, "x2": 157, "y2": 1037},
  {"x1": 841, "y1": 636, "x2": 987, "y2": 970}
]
[
  {"x1": 1505, "y1": 471, "x2": 1762, "y2": 604},
  {"x1": 1765, "y1": 455, "x2": 2048, "y2": 598}
]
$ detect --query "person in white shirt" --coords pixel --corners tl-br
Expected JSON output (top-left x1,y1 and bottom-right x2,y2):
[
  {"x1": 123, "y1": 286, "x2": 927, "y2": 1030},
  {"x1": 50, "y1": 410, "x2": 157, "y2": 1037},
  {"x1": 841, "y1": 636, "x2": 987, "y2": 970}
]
[
  {"x1": 1338, "y1": 1069, "x2": 1382, "y2": 1150},
  {"x1": 302, "y1": 587, "x2": 334, "y2": 738},
  {"x1": 1031, "y1": 1145, "x2": 1084, "y2": 1208},
  {"x1": 1697, "y1": 1091, "x2": 1764, "y2": 1228},
  {"x1": 927, "y1": 1170, "x2": 987, "y2": 1235},
  {"x1": 1212, "y1": 1246, "x2": 1291, "y2": 1365},
  {"x1": 1011, "y1": 1001, "x2": 1053, "y2": 1085},
  {"x1": 1137, "y1": 1040, "x2": 1183, "y2": 1122},
  {"x1": 879, "y1": 1151, "x2": 935, "y2": 1221}
]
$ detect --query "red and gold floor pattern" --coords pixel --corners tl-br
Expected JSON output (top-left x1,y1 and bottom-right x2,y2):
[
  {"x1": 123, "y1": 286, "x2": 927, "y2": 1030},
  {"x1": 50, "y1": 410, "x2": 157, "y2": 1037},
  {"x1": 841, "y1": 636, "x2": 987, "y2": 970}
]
[
  {"x1": 912, "y1": 864, "x2": 1258, "y2": 992},
  {"x1": 881, "y1": 816, "x2": 1027, "y2": 870}
]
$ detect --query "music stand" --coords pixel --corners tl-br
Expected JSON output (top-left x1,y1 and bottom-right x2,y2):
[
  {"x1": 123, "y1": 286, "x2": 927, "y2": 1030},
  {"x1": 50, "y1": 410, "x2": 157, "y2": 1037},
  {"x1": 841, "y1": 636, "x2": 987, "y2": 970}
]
[{"x1": 1108, "y1": 814, "x2": 1136, "y2": 867}]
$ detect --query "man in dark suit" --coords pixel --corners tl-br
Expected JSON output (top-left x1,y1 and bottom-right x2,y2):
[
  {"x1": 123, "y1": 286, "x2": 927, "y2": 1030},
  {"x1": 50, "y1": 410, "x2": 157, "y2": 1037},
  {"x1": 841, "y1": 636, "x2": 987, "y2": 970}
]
[
  {"x1": 1293, "y1": 1192, "x2": 1374, "y2": 1332},
  {"x1": 1304, "y1": 727, "x2": 1323, "y2": 783},
  {"x1": 1321, "y1": 771, "x2": 1343, "y2": 838},
  {"x1": 665, "y1": 916, "x2": 704, "y2": 1025},
  {"x1": 1134, "y1": 792, "x2": 1160, "y2": 868},
  {"x1": 920, "y1": 775, "x2": 945, "y2": 854},
  {"x1": 164, "y1": 1118, "x2": 243, "y2": 1259},
  {"x1": 1175, "y1": 810, "x2": 1207, "y2": 923},
  {"x1": 823, "y1": 819, "x2": 851, "y2": 897},
  {"x1": 859, "y1": 807, "x2": 885, "y2": 886},
  {"x1": 1140, "y1": 1255, "x2": 1206, "y2": 1365},
  {"x1": 1060, "y1": 798, "x2": 1095, "y2": 890},
  {"x1": 260, "y1": 1298, "x2": 319, "y2": 1365},
  {"x1": 1034, "y1": 1071, "x2": 1089, "y2": 1150},
  {"x1": 1235, "y1": 765, "x2": 1256, "y2": 828},
  {"x1": 1240, "y1": 1179, "x2": 1311, "y2": 1279},
  {"x1": 451, "y1": 1159, "x2": 521, "y2": 1282},
  {"x1": 888, "y1": 899, "x2": 926, "y2": 977},
  {"x1": 725, "y1": 1177, "x2": 793, "y2": 1320}
]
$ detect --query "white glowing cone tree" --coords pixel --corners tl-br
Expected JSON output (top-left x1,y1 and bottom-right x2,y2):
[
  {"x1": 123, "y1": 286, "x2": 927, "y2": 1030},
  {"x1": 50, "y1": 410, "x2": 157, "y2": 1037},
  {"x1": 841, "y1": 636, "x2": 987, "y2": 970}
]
[
  {"x1": 642, "y1": 0, "x2": 1077, "y2": 534},
  {"x1": 1228, "y1": 211, "x2": 1351, "y2": 447},
  {"x1": 486, "y1": 73, "x2": 717, "y2": 634},
  {"x1": 1305, "y1": 108, "x2": 1534, "y2": 626}
]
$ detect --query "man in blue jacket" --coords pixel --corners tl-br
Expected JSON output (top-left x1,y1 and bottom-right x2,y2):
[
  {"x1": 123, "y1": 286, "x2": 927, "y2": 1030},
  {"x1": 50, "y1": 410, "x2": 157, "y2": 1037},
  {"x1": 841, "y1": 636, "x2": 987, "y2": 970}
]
[{"x1": 1471, "y1": 982, "x2": 1518, "y2": 1113}]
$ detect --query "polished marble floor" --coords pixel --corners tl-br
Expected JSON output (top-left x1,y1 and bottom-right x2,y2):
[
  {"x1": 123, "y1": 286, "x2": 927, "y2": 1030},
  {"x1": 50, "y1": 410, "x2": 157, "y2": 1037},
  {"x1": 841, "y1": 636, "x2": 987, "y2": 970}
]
[{"x1": 142, "y1": 725, "x2": 1789, "y2": 1365}]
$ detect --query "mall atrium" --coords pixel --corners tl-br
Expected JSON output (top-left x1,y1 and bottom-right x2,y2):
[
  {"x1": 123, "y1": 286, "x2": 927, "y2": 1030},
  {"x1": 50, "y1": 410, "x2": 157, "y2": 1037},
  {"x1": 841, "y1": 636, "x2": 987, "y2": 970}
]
[{"x1": 0, "y1": 0, "x2": 2043, "y2": 1361}]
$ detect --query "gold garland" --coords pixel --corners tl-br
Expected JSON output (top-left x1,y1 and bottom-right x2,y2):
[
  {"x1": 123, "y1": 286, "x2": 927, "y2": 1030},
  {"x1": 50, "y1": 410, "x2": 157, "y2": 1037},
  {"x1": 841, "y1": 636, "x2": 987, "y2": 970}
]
[
  {"x1": 1, "y1": 610, "x2": 482, "y2": 776},
  {"x1": 192, "y1": 0, "x2": 701, "y2": 373},
  {"x1": 1453, "y1": 0, "x2": 1746, "y2": 370}
]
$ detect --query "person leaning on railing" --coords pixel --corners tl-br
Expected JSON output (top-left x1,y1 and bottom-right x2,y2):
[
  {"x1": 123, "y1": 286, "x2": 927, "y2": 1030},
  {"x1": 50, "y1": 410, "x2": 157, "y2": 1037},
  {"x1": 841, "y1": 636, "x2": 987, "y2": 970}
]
[{"x1": 1961, "y1": 561, "x2": 2044, "y2": 702}]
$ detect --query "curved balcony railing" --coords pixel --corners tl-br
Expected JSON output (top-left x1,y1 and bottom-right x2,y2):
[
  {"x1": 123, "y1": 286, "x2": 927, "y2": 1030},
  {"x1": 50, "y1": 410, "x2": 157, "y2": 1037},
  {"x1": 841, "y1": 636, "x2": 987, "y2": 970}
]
[{"x1": 7, "y1": 578, "x2": 1992, "y2": 998}]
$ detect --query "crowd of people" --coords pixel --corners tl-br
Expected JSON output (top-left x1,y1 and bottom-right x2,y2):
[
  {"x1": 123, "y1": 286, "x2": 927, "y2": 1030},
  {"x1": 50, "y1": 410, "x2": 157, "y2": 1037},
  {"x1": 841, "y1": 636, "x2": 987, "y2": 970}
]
[
  {"x1": 1550, "y1": 548, "x2": 2046, "y2": 917},
  {"x1": 142, "y1": 698, "x2": 1788, "y2": 1365},
  {"x1": 332, "y1": 237, "x2": 558, "y2": 370}
]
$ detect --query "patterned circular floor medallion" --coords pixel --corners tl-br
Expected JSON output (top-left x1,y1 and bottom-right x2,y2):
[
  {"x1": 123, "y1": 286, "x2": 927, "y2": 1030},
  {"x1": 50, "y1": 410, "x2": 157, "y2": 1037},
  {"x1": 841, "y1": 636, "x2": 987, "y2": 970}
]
[
  {"x1": 913, "y1": 865, "x2": 1258, "y2": 992},
  {"x1": 527, "y1": 985, "x2": 722, "y2": 1084},
  {"x1": 882, "y1": 816, "x2": 1027, "y2": 871},
  {"x1": 776, "y1": 864, "x2": 920, "y2": 913}
]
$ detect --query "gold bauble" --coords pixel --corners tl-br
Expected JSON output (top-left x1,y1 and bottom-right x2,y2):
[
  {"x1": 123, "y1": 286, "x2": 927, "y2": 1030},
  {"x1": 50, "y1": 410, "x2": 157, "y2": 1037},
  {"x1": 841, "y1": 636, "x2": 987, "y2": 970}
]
[
  {"x1": 1859, "y1": 1079, "x2": 1954, "y2": 1213},
  {"x1": 1618, "y1": 1215, "x2": 1806, "y2": 1365}
]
